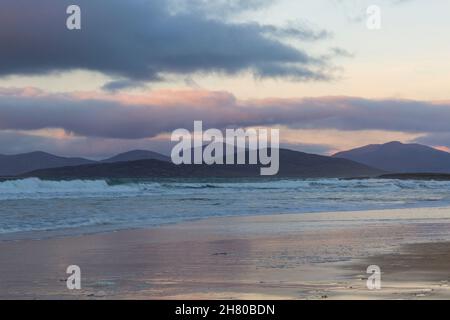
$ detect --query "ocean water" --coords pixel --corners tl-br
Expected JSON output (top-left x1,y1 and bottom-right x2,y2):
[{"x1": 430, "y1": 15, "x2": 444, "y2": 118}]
[{"x1": 1, "y1": 177, "x2": 450, "y2": 239}]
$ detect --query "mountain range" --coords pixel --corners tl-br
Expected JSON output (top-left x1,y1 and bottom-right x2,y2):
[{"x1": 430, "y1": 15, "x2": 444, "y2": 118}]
[
  {"x1": 0, "y1": 150, "x2": 169, "y2": 176},
  {"x1": 333, "y1": 141, "x2": 450, "y2": 173},
  {"x1": 21, "y1": 149, "x2": 382, "y2": 179},
  {"x1": 2, "y1": 141, "x2": 450, "y2": 179},
  {"x1": 0, "y1": 151, "x2": 95, "y2": 176},
  {"x1": 101, "y1": 150, "x2": 170, "y2": 163}
]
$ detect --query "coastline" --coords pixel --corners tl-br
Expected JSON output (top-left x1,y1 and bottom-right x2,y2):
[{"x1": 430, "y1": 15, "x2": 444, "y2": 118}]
[{"x1": 1, "y1": 207, "x2": 450, "y2": 299}]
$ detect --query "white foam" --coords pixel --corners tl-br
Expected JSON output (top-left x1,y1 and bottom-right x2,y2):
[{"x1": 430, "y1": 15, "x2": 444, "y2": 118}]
[{"x1": 0, "y1": 178, "x2": 159, "y2": 200}]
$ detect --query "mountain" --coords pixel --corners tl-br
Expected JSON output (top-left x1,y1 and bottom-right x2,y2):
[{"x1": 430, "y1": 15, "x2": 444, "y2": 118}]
[
  {"x1": 0, "y1": 151, "x2": 94, "y2": 176},
  {"x1": 22, "y1": 149, "x2": 383, "y2": 179},
  {"x1": 102, "y1": 150, "x2": 170, "y2": 163},
  {"x1": 0, "y1": 149, "x2": 170, "y2": 176},
  {"x1": 333, "y1": 141, "x2": 450, "y2": 173}
]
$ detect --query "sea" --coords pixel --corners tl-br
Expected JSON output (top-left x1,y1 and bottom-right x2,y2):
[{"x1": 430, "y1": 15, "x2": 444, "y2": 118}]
[{"x1": 1, "y1": 177, "x2": 450, "y2": 239}]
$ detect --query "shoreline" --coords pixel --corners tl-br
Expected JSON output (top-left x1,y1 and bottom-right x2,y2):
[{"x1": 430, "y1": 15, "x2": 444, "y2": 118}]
[
  {"x1": 1, "y1": 207, "x2": 450, "y2": 299},
  {"x1": 2, "y1": 202, "x2": 450, "y2": 242}
]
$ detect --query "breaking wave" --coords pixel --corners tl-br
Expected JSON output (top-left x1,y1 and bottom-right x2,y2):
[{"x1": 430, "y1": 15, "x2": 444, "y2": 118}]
[
  {"x1": 1, "y1": 177, "x2": 450, "y2": 237},
  {"x1": 1, "y1": 177, "x2": 450, "y2": 200},
  {"x1": 0, "y1": 178, "x2": 161, "y2": 200}
]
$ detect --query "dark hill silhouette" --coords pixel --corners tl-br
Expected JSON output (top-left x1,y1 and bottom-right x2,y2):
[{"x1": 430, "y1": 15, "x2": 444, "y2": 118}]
[
  {"x1": 0, "y1": 151, "x2": 94, "y2": 176},
  {"x1": 0, "y1": 149, "x2": 171, "y2": 177},
  {"x1": 333, "y1": 141, "x2": 450, "y2": 173},
  {"x1": 102, "y1": 150, "x2": 170, "y2": 163},
  {"x1": 22, "y1": 149, "x2": 383, "y2": 179}
]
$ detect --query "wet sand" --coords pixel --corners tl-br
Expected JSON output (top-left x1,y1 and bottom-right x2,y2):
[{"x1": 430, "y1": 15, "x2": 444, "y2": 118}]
[{"x1": 1, "y1": 207, "x2": 450, "y2": 299}]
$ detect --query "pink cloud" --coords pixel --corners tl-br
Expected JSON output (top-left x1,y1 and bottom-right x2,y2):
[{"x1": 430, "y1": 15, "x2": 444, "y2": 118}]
[{"x1": 1, "y1": 87, "x2": 450, "y2": 141}]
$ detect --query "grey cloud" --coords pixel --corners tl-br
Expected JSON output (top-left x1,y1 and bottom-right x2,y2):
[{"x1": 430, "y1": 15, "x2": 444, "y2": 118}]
[
  {"x1": 0, "y1": 0, "x2": 333, "y2": 83},
  {"x1": 1, "y1": 91, "x2": 450, "y2": 140},
  {"x1": 168, "y1": 0, "x2": 273, "y2": 17},
  {"x1": 260, "y1": 22, "x2": 332, "y2": 41},
  {"x1": 0, "y1": 131, "x2": 173, "y2": 159},
  {"x1": 253, "y1": 62, "x2": 331, "y2": 81},
  {"x1": 279, "y1": 142, "x2": 335, "y2": 155},
  {"x1": 414, "y1": 133, "x2": 450, "y2": 149},
  {"x1": 328, "y1": 47, "x2": 354, "y2": 58},
  {"x1": 184, "y1": 77, "x2": 203, "y2": 89},
  {"x1": 101, "y1": 80, "x2": 148, "y2": 92}
]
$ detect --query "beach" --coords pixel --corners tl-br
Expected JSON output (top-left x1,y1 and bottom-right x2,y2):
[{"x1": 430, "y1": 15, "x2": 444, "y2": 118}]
[{"x1": 1, "y1": 207, "x2": 450, "y2": 299}]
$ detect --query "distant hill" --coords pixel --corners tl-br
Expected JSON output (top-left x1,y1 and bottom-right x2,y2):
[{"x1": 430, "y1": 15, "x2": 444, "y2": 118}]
[
  {"x1": 0, "y1": 151, "x2": 94, "y2": 176},
  {"x1": 0, "y1": 149, "x2": 170, "y2": 177},
  {"x1": 102, "y1": 150, "x2": 170, "y2": 163},
  {"x1": 333, "y1": 141, "x2": 450, "y2": 173},
  {"x1": 22, "y1": 149, "x2": 383, "y2": 179}
]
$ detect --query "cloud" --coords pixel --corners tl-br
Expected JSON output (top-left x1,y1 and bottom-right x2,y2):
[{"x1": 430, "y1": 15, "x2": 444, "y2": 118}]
[
  {"x1": 0, "y1": 130, "x2": 173, "y2": 159},
  {"x1": 184, "y1": 77, "x2": 203, "y2": 90},
  {"x1": 168, "y1": 0, "x2": 273, "y2": 18},
  {"x1": 0, "y1": 0, "x2": 334, "y2": 84},
  {"x1": 1, "y1": 88, "x2": 450, "y2": 141},
  {"x1": 259, "y1": 22, "x2": 332, "y2": 41},
  {"x1": 279, "y1": 142, "x2": 335, "y2": 155},
  {"x1": 331, "y1": 0, "x2": 415, "y2": 23},
  {"x1": 101, "y1": 80, "x2": 148, "y2": 92},
  {"x1": 413, "y1": 133, "x2": 450, "y2": 150}
]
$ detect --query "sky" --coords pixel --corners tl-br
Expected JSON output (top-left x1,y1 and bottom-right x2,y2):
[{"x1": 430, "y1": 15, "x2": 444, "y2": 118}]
[{"x1": 0, "y1": 0, "x2": 449, "y2": 158}]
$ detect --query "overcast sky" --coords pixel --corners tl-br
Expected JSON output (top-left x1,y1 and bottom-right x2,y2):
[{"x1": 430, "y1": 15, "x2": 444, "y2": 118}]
[{"x1": 0, "y1": 0, "x2": 449, "y2": 158}]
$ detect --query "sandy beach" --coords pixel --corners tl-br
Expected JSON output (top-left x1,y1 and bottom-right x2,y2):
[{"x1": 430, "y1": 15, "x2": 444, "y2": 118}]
[{"x1": 1, "y1": 207, "x2": 450, "y2": 299}]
